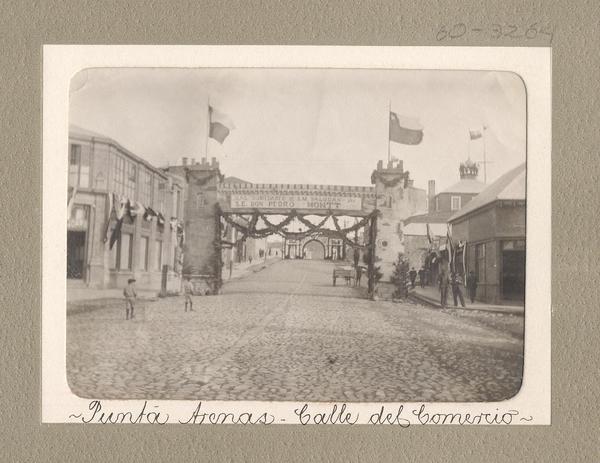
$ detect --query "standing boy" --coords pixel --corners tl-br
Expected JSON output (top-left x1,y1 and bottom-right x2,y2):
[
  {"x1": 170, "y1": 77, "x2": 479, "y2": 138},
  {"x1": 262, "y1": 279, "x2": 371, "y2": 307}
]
[
  {"x1": 123, "y1": 278, "x2": 137, "y2": 320},
  {"x1": 183, "y1": 277, "x2": 195, "y2": 312}
]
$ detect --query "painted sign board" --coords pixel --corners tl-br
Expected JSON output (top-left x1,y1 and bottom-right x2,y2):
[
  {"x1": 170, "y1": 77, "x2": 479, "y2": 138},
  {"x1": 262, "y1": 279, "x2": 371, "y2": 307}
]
[{"x1": 230, "y1": 193, "x2": 362, "y2": 211}]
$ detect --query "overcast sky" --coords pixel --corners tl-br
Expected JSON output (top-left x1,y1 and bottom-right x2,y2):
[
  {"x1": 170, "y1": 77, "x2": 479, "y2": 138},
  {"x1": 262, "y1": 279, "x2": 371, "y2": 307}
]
[{"x1": 70, "y1": 68, "x2": 526, "y2": 192}]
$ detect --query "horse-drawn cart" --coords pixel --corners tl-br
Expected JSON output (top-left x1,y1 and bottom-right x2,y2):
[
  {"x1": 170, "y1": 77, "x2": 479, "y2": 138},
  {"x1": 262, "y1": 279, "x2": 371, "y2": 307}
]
[{"x1": 333, "y1": 265, "x2": 355, "y2": 286}]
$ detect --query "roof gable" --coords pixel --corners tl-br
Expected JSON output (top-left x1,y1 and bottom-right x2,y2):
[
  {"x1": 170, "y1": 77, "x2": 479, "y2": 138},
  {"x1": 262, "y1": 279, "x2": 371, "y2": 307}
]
[{"x1": 449, "y1": 163, "x2": 526, "y2": 222}]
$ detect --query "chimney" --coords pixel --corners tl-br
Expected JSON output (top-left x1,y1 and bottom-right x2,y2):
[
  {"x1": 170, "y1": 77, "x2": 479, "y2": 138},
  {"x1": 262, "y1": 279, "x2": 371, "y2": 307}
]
[
  {"x1": 191, "y1": 157, "x2": 196, "y2": 165},
  {"x1": 182, "y1": 157, "x2": 188, "y2": 166},
  {"x1": 428, "y1": 180, "x2": 436, "y2": 213},
  {"x1": 377, "y1": 160, "x2": 383, "y2": 171},
  {"x1": 211, "y1": 157, "x2": 217, "y2": 168}
]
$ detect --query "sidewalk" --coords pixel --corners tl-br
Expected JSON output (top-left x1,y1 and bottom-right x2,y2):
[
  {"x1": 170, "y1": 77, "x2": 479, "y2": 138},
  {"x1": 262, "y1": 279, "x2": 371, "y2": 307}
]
[
  {"x1": 409, "y1": 284, "x2": 524, "y2": 316},
  {"x1": 67, "y1": 287, "x2": 159, "y2": 302}
]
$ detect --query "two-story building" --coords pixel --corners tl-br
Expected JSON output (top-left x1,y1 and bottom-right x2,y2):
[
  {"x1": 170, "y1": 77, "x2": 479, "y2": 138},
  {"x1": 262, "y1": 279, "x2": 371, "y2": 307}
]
[{"x1": 67, "y1": 125, "x2": 185, "y2": 291}]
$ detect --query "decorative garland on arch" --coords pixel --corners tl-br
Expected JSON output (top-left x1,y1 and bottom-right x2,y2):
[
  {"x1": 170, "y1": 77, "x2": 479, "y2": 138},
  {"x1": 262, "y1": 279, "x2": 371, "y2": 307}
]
[{"x1": 217, "y1": 205, "x2": 379, "y2": 251}]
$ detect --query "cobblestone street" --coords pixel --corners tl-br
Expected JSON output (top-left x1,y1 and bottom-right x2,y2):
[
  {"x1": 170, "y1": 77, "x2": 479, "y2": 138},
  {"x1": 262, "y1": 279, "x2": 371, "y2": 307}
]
[{"x1": 67, "y1": 259, "x2": 524, "y2": 402}]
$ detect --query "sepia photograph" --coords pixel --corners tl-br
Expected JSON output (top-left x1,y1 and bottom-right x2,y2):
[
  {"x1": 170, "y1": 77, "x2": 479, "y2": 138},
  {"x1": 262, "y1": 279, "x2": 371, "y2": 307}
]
[{"x1": 64, "y1": 66, "x2": 527, "y2": 403}]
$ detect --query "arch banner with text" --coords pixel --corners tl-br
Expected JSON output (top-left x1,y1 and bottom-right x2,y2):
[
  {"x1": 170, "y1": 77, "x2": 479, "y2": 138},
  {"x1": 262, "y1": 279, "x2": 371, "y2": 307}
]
[{"x1": 165, "y1": 158, "x2": 426, "y2": 297}]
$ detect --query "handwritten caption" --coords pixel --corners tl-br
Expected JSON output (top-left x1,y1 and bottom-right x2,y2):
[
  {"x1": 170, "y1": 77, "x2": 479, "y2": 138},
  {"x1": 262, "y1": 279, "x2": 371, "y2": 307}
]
[
  {"x1": 436, "y1": 22, "x2": 554, "y2": 44},
  {"x1": 68, "y1": 400, "x2": 533, "y2": 426}
]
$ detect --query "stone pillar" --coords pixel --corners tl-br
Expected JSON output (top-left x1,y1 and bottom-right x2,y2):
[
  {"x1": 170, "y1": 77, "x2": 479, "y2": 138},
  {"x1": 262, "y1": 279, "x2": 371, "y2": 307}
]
[
  {"x1": 371, "y1": 160, "x2": 425, "y2": 281},
  {"x1": 181, "y1": 160, "x2": 222, "y2": 294}
]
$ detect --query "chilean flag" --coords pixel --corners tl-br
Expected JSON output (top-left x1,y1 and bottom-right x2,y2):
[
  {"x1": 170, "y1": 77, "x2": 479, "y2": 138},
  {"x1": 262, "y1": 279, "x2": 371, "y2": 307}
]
[
  {"x1": 389, "y1": 112, "x2": 423, "y2": 145},
  {"x1": 209, "y1": 106, "x2": 235, "y2": 144},
  {"x1": 469, "y1": 129, "x2": 482, "y2": 140}
]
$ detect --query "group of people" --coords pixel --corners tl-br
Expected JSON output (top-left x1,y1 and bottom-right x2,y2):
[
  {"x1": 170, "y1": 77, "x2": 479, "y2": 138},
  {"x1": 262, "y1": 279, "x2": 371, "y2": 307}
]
[
  {"x1": 405, "y1": 264, "x2": 480, "y2": 309},
  {"x1": 437, "y1": 269, "x2": 479, "y2": 309},
  {"x1": 408, "y1": 267, "x2": 427, "y2": 289}
]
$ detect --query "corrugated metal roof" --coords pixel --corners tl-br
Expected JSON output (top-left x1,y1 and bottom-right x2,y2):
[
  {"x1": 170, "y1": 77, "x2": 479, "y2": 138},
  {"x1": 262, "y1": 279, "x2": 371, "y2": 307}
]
[{"x1": 449, "y1": 163, "x2": 526, "y2": 222}]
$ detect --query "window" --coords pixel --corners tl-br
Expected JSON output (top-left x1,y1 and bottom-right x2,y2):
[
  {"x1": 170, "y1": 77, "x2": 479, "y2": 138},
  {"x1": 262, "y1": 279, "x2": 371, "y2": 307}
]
[
  {"x1": 175, "y1": 189, "x2": 182, "y2": 217},
  {"x1": 139, "y1": 236, "x2": 149, "y2": 271},
  {"x1": 68, "y1": 205, "x2": 89, "y2": 230},
  {"x1": 476, "y1": 243, "x2": 486, "y2": 283},
  {"x1": 153, "y1": 176, "x2": 166, "y2": 213},
  {"x1": 154, "y1": 240, "x2": 163, "y2": 271},
  {"x1": 112, "y1": 154, "x2": 137, "y2": 199},
  {"x1": 119, "y1": 233, "x2": 132, "y2": 270},
  {"x1": 138, "y1": 168, "x2": 153, "y2": 206},
  {"x1": 451, "y1": 196, "x2": 462, "y2": 211},
  {"x1": 109, "y1": 232, "x2": 133, "y2": 270},
  {"x1": 69, "y1": 144, "x2": 90, "y2": 187}
]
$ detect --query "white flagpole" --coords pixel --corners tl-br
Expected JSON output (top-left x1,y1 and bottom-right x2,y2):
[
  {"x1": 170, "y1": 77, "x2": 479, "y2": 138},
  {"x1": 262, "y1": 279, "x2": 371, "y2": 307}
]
[
  {"x1": 467, "y1": 130, "x2": 471, "y2": 160},
  {"x1": 205, "y1": 98, "x2": 211, "y2": 159},
  {"x1": 387, "y1": 101, "x2": 391, "y2": 164},
  {"x1": 482, "y1": 125, "x2": 487, "y2": 184}
]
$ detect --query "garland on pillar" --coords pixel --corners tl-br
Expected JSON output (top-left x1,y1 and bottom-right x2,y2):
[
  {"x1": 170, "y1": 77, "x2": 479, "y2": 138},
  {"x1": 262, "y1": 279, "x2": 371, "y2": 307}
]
[
  {"x1": 390, "y1": 252, "x2": 410, "y2": 300},
  {"x1": 212, "y1": 203, "x2": 224, "y2": 294},
  {"x1": 371, "y1": 170, "x2": 412, "y2": 188}
]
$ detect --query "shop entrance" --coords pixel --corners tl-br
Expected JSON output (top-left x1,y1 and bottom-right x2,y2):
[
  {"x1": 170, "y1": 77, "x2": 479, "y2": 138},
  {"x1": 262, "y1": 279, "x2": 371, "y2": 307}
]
[
  {"x1": 67, "y1": 231, "x2": 86, "y2": 279},
  {"x1": 501, "y1": 249, "x2": 525, "y2": 301}
]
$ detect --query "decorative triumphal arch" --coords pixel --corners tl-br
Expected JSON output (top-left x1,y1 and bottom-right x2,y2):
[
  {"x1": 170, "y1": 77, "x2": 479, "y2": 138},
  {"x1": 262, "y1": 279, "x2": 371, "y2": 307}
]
[{"x1": 170, "y1": 158, "x2": 426, "y2": 298}]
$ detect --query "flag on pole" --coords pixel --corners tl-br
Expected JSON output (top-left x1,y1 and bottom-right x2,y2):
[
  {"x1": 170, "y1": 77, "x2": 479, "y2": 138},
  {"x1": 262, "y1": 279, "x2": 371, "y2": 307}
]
[
  {"x1": 462, "y1": 240, "x2": 467, "y2": 276},
  {"x1": 67, "y1": 186, "x2": 78, "y2": 221},
  {"x1": 130, "y1": 201, "x2": 146, "y2": 218},
  {"x1": 469, "y1": 129, "x2": 482, "y2": 140},
  {"x1": 209, "y1": 106, "x2": 235, "y2": 144},
  {"x1": 446, "y1": 224, "x2": 454, "y2": 273},
  {"x1": 102, "y1": 192, "x2": 114, "y2": 242},
  {"x1": 389, "y1": 112, "x2": 423, "y2": 145},
  {"x1": 426, "y1": 223, "x2": 433, "y2": 245},
  {"x1": 109, "y1": 196, "x2": 127, "y2": 249}
]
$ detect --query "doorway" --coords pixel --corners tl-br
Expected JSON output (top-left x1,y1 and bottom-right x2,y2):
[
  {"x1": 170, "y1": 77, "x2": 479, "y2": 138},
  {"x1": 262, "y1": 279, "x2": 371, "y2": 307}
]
[
  {"x1": 303, "y1": 240, "x2": 326, "y2": 260},
  {"x1": 67, "y1": 231, "x2": 86, "y2": 279},
  {"x1": 501, "y1": 249, "x2": 525, "y2": 301}
]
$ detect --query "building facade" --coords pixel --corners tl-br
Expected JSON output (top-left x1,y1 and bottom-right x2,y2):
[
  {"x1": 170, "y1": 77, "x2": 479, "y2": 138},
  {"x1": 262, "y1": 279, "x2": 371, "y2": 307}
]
[
  {"x1": 448, "y1": 163, "x2": 526, "y2": 304},
  {"x1": 67, "y1": 126, "x2": 185, "y2": 291},
  {"x1": 402, "y1": 158, "x2": 486, "y2": 283}
]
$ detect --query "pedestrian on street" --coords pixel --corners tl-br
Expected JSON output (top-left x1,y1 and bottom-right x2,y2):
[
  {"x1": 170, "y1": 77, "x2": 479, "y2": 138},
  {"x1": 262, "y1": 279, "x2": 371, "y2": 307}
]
[
  {"x1": 418, "y1": 267, "x2": 425, "y2": 288},
  {"x1": 183, "y1": 277, "x2": 195, "y2": 312},
  {"x1": 354, "y1": 265, "x2": 363, "y2": 287},
  {"x1": 450, "y1": 272, "x2": 466, "y2": 308},
  {"x1": 466, "y1": 270, "x2": 478, "y2": 303},
  {"x1": 409, "y1": 267, "x2": 417, "y2": 289},
  {"x1": 123, "y1": 278, "x2": 137, "y2": 320},
  {"x1": 438, "y1": 269, "x2": 449, "y2": 308}
]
